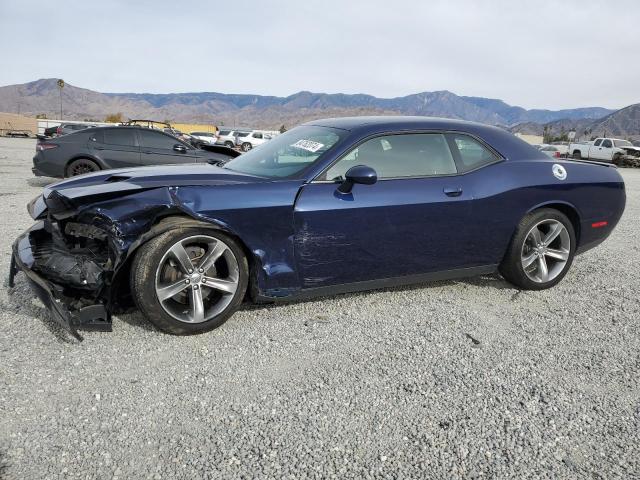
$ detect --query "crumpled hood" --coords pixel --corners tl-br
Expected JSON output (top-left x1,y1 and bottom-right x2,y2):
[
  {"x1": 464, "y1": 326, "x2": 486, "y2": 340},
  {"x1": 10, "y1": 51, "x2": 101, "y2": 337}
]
[{"x1": 42, "y1": 164, "x2": 265, "y2": 202}]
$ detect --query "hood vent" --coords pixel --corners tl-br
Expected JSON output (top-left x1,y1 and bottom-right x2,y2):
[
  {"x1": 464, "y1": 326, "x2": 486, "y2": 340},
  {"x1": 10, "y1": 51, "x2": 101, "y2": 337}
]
[{"x1": 105, "y1": 174, "x2": 132, "y2": 183}]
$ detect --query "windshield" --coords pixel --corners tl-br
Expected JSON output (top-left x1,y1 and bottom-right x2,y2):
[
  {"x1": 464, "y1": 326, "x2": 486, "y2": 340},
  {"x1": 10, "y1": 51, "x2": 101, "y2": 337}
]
[
  {"x1": 223, "y1": 126, "x2": 345, "y2": 178},
  {"x1": 613, "y1": 140, "x2": 632, "y2": 147}
]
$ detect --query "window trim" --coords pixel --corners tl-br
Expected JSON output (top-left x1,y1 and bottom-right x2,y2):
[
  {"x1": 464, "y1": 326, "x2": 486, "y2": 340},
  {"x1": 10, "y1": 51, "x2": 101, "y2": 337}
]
[{"x1": 311, "y1": 130, "x2": 504, "y2": 184}]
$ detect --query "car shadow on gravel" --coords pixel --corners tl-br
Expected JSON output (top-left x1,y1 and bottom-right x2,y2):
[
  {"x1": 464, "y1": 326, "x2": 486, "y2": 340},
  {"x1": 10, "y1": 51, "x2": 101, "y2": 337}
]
[
  {"x1": 116, "y1": 311, "x2": 158, "y2": 333},
  {"x1": 240, "y1": 273, "x2": 516, "y2": 314},
  {"x1": 5, "y1": 273, "x2": 518, "y2": 340},
  {"x1": 26, "y1": 177, "x2": 56, "y2": 188}
]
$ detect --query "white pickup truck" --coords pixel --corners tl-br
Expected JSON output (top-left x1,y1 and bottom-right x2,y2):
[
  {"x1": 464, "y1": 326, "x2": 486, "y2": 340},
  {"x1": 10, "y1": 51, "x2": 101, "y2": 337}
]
[{"x1": 569, "y1": 137, "x2": 639, "y2": 162}]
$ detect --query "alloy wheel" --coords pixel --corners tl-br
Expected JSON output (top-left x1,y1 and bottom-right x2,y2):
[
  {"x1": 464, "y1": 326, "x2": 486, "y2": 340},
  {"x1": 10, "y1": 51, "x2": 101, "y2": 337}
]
[
  {"x1": 71, "y1": 161, "x2": 98, "y2": 176},
  {"x1": 520, "y1": 219, "x2": 571, "y2": 283},
  {"x1": 154, "y1": 235, "x2": 240, "y2": 323}
]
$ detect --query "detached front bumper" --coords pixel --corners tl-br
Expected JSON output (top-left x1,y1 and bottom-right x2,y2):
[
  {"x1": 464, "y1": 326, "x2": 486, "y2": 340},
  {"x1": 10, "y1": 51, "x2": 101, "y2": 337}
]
[{"x1": 10, "y1": 221, "x2": 112, "y2": 340}]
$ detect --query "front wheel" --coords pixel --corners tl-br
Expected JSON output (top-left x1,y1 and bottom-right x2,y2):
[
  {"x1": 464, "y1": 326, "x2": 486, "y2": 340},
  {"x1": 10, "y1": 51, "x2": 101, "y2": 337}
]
[
  {"x1": 131, "y1": 228, "x2": 249, "y2": 335},
  {"x1": 612, "y1": 153, "x2": 622, "y2": 166},
  {"x1": 241, "y1": 142, "x2": 252, "y2": 152},
  {"x1": 499, "y1": 208, "x2": 576, "y2": 290},
  {"x1": 224, "y1": 141, "x2": 234, "y2": 148}
]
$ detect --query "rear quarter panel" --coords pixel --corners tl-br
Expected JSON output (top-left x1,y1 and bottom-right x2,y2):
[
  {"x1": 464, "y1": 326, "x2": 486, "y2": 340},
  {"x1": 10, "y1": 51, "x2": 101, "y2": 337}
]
[{"x1": 467, "y1": 158, "x2": 625, "y2": 265}]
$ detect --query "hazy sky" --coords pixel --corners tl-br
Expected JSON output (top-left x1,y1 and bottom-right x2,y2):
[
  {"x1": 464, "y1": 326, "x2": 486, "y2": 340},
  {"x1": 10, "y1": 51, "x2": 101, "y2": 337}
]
[{"x1": 1, "y1": 0, "x2": 638, "y2": 110}]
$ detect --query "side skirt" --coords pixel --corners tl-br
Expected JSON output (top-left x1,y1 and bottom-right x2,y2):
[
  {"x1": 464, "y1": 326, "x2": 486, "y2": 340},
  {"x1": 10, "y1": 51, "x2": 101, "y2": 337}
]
[{"x1": 257, "y1": 265, "x2": 498, "y2": 303}]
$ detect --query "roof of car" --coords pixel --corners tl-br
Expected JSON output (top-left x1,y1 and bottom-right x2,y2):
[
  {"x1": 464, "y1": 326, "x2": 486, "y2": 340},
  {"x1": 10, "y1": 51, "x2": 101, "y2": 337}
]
[
  {"x1": 304, "y1": 116, "x2": 486, "y2": 131},
  {"x1": 304, "y1": 116, "x2": 545, "y2": 161}
]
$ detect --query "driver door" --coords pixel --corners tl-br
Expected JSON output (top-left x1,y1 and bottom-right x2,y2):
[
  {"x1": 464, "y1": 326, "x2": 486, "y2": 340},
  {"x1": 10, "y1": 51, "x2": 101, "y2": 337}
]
[{"x1": 293, "y1": 133, "x2": 478, "y2": 289}]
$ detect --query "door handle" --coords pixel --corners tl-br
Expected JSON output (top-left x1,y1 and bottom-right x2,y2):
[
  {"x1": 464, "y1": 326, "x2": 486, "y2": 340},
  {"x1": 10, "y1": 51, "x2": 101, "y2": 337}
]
[
  {"x1": 94, "y1": 146, "x2": 104, "y2": 150},
  {"x1": 443, "y1": 187, "x2": 463, "y2": 197},
  {"x1": 143, "y1": 150, "x2": 153, "y2": 154}
]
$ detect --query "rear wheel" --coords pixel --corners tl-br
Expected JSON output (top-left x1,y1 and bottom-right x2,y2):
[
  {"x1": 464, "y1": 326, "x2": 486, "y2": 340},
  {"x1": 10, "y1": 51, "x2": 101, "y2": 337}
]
[
  {"x1": 66, "y1": 158, "x2": 100, "y2": 177},
  {"x1": 499, "y1": 208, "x2": 576, "y2": 290},
  {"x1": 224, "y1": 141, "x2": 234, "y2": 148},
  {"x1": 131, "y1": 228, "x2": 249, "y2": 335},
  {"x1": 572, "y1": 150, "x2": 581, "y2": 160},
  {"x1": 242, "y1": 142, "x2": 252, "y2": 152}
]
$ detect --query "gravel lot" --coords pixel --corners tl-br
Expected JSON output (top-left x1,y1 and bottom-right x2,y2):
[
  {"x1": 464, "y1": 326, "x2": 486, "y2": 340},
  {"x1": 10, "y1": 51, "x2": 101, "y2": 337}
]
[{"x1": 0, "y1": 137, "x2": 638, "y2": 479}]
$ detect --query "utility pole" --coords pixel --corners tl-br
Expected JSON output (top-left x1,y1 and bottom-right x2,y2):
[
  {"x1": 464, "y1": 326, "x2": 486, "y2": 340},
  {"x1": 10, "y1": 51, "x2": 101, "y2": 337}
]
[{"x1": 57, "y1": 79, "x2": 65, "y2": 120}]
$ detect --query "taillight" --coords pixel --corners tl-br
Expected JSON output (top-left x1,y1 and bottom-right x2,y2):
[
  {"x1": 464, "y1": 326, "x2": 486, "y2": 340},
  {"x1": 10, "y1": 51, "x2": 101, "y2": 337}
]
[
  {"x1": 591, "y1": 221, "x2": 608, "y2": 228},
  {"x1": 56, "y1": 127, "x2": 62, "y2": 135},
  {"x1": 554, "y1": 151, "x2": 561, "y2": 158},
  {"x1": 36, "y1": 143, "x2": 59, "y2": 151}
]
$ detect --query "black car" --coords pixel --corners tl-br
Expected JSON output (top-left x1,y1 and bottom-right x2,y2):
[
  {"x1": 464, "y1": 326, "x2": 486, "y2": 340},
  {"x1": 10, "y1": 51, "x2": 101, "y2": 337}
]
[
  {"x1": 43, "y1": 122, "x2": 95, "y2": 138},
  {"x1": 33, "y1": 126, "x2": 240, "y2": 177}
]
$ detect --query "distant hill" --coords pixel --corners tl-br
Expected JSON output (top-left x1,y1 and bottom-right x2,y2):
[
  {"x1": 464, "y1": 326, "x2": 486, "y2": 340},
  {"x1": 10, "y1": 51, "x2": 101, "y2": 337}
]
[
  {"x1": 0, "y1": 78, "x2": 618, "y2": 130},
  {"x1": 510, "y1": 103, "x2": 640, "y2": 141}
]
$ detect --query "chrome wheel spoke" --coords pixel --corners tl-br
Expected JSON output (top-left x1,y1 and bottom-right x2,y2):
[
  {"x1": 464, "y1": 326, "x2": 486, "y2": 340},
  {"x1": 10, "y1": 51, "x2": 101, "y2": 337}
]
[
  {"x1": 189, "y1": 286, "x2": 205, "y2": 323},
  {"x1": 542, "y1": 223, "x2": 563, "y2": 246},
  {"x1": 203, "y1": 276, "x2": 237, "y2": 294},
  {"x1": 537, "y1": 256, "x2": 549, "y2": 282},
  {"x1": 197, "y1": 241, "x2": 227, "y2": 272},
  {"x1": 529, "y1": 226, "x2": 542, "y2": 245},
  {"x1": 157, "y1": 279, "x2": 190, "y2": 301},
  {"x1": 545, "y1": 248, "x2": 569, "y2": 261},
  {"x1": 522, "y1": 251, "x2": 537, "y2": 268},
  {"x1": 169, "y1": 242, "x2": 194, "y2": 273}
]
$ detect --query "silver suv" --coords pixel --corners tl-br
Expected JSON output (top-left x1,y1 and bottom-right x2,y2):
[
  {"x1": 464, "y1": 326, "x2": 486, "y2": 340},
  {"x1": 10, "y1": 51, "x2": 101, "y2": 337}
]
[
  {"x1": 216, "y1": 129, "x2": 243, "y2": 148},
  {"x1": 235, "y1": 131, "x2": 272, "y2": 151}
]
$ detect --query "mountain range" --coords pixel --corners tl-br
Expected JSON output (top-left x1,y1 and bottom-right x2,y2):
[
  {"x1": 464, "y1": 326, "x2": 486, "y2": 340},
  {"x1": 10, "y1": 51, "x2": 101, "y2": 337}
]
[{"x1": 0, "y1": 78, "x2": 637, "y2": 139}]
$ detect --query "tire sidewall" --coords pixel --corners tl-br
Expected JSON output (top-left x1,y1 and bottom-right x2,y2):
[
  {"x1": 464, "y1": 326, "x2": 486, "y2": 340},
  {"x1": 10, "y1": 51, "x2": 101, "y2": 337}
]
[
  {"x1": 131, "y1": 228, "x2": 249, "y2": 335},
  {"x1": 500, "y1": 209, "x2": 576, "y2": 290}
]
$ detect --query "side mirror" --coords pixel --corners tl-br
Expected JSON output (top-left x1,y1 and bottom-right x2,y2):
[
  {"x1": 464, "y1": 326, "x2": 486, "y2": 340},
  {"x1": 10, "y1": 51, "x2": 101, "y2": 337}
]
[
  {"x1": 337, "y1": 165, "x2": 377, "y2": 194},
  {"x1": 173, "y1": 144, "x2": 187, "y2": 153}
]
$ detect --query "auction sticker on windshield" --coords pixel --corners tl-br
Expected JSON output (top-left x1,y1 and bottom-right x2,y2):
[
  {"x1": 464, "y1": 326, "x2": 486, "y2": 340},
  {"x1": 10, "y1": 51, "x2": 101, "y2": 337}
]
[{"x1": 291, "y1": 139, "x2": 324, "y2": 152}]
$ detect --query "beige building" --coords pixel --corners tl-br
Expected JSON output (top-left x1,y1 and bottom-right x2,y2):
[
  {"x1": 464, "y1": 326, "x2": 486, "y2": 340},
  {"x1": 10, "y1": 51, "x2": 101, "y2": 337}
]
[
  {"x1": 0, "y1": 112, "x2": 38, "y2": 136},
  {"x1": 514, "y1": 132, "x2": 544, "y2": 145}
]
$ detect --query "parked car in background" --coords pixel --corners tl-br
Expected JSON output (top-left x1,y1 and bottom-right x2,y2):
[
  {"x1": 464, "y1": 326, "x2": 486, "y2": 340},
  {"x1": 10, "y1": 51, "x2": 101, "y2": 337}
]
[
  {"x1": 32, "y1": 126, "x2": 239, "y2": 178},
  {"x1": 215, "y1": 129, "x2": 241, "y2": 148},
  {"x1": 11, "y1": 117, "x2": 626, "y2": 339},
  {"x1": 540, "y1": 144, "x2": 568, "y2": 158},
  {"x1": 190, "y1": 131, "x2": 218, "y2": 145},
  {"x1": 569, "y1": 138, "x2": 639, "y2": 162},
  {"x1": 44, "y1": 123, "x2": 95, "y2": 138},
  {"x1": 235, "y1": 130, "x2": 272, "y2": 151}
]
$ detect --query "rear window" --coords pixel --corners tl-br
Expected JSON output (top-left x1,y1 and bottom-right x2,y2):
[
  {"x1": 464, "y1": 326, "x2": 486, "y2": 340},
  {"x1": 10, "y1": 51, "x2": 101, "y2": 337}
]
[
  {"x1": 446, "y1": 133, "x2": 500, "y2": 173},
  {"x1": 104, "y1": 128, "x2": 136, "y2": 146},
  {"x1": 219, "y1": 130, "x2": 230, "y2": 136},
  {"x1": 236, "y1": 132, "x2": 249, "y2": 137}
]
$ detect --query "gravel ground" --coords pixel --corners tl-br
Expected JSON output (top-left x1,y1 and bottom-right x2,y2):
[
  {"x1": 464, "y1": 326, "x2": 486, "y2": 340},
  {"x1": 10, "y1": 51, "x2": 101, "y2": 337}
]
[{"x1": 0, "y1": 137, "x2": 638, "y2": 479}]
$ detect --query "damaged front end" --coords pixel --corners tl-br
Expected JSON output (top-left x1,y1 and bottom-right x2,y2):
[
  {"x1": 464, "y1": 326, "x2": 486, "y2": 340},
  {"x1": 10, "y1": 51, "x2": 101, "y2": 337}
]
[
  {"x1": 10, "y1": 218, "x2": 113, "y2": 340},
  {"x1": 9, "y1": 183, "x2": 159, "y2": 340}
]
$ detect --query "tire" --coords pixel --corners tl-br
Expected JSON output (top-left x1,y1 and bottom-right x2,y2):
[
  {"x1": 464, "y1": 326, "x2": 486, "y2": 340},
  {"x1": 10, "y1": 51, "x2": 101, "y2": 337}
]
[
  {"x1": 242, "y1": 142, "x2": 252, "y2": 152},
  {"x1": 612, "y1": 153, "x2": 622, "y2": 166},
  {"x1": 499, "y1": 208, "x2": 576, "y2": 290},
  {"x1": 572, "y1": 150, "x2": 581, "y2": 160},
  {"x1": 130, "y1": 227, "x2": 249, "y2": 335},
  {"x1": 224, "y1": 141, "x2": 234, "y2": 148},
  {"x1": 65, "y1": 158, "x2": 100, "y2": 177}
]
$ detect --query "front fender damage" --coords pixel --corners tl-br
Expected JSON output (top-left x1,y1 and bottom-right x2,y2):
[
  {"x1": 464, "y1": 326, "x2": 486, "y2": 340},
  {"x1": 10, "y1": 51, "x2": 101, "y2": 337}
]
[{"x1": 10, "y1": 186, "x2": 230, "y2": 339}]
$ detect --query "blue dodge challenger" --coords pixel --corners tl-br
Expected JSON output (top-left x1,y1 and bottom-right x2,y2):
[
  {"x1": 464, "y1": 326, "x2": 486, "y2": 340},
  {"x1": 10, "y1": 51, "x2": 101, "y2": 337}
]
[{"x1": 10, "y1": 117, "x2": 626, "y2": 339}]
